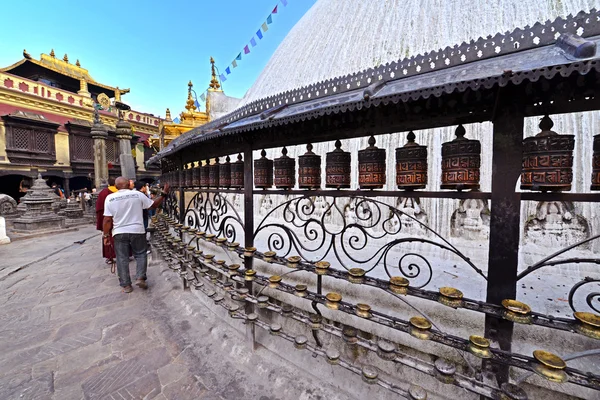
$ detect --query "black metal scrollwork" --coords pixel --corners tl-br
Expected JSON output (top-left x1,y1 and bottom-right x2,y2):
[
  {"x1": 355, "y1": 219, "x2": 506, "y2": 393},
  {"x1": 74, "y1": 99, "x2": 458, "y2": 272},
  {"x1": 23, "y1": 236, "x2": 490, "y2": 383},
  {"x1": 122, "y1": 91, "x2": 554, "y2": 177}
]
[
  {"x1": 163, "y1": 191, "x2": 180, "y2": 222},
  {"x1": 254, "y1": 195, "x2": 485, "y2": 288},
  {"x1": 184, "y1": 192, "x2": 244, "y2": 243},
  {"x1": 569, "y1": 277, "x2": 600, "y2": 314}
]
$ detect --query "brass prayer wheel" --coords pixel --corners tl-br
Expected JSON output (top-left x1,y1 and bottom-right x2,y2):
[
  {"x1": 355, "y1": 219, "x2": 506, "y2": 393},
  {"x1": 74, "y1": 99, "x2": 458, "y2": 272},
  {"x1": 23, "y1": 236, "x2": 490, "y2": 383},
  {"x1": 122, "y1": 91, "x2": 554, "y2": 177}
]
[
  {"x1": 521, "y1": 115, "x2": 574, "y2": 192},
  {"x1": 359, "y1": 135, "x2": 386, "y2": 189},
  {"x1": 592, "y1": 134, "x2": 600, "y2": 191},
  {"x1": 200, "y1": 160, "x2": 210, "y2": 188},
  {"x1": 219, "y1": 155, "x2": 231, "y2": 189},
  {"x1": 184, "y1": 166, "x2": 193, "y2": 187},
  {"x1": 230, "y1": 153, "x2": 244, "y2": 189},
  {"x1": 173, "y1": 170, "x2": 181, "y2": 188},
  {"x1": 326, "y1": 140, "x2": 351, "y2": 188},
  {"x1": 441, "y1": 125, "x2": 480, "y2": 190},
  {"x1": 274, "y1": 147, "x2": 296, "y2": 189},
  {"x1": 254, "y1": 149, "x2": 273, "y2": 189},
  {"x1": 209, "y1": 157, "x2": 220, "y2": 188},
  {"x1": 298, "y1": 143, "x2": 321, "y2": 189},
  {"x1": 192, "y1": 165, "x2": 201, "y2": 187},
  {"x1": 396, "y1": 131, "x2": 427, "y2": 190}
]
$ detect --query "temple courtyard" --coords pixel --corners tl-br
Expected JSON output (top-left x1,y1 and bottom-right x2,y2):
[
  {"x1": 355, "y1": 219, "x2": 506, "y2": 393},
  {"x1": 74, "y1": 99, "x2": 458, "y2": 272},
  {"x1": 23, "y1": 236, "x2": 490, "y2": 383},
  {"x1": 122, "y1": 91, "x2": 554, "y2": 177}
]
[{"x1": 0, "y1": 227, "x2": 348, "y2": 400}]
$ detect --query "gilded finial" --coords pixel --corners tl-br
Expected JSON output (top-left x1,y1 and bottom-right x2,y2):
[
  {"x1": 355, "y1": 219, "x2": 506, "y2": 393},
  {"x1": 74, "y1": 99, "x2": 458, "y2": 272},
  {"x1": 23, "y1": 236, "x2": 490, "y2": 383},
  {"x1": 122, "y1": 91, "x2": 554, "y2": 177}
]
[
  {"x1": 50, "y1": 49, "x2": 55, "y2": 58},
  {"x1": 165, "y1": 108, "x2": 172, "y2": 122},
  {"x1": 76, "y1": 59, "x2": 81, "y2": 67},
  {"x1": 63, "y1": 54, "x2": 69, "y2": 63},
  {"x1": 209, "y1": 56, "x2": 221, "y2": 90},
  {"x1": 23, "y1": 49, "x2": 31, "y2": 59},
  {"x1": 185, "y1": 82, "x2": 196, "y2": 112}
]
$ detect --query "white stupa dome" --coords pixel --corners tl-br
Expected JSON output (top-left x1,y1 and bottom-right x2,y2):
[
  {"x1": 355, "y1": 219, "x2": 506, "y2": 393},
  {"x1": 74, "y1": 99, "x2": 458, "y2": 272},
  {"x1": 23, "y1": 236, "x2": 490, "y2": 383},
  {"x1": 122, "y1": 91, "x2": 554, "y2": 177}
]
[{"x1": 241, "y1": 0, "x2": 598, "y2": 106}]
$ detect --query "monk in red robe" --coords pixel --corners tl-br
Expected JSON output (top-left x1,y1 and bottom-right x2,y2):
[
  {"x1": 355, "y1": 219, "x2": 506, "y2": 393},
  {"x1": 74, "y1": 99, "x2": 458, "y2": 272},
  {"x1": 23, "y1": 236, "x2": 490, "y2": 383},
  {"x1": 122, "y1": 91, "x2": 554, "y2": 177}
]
[{"x1": 96, "y1": 178, "x2": 117, "y2": 263}]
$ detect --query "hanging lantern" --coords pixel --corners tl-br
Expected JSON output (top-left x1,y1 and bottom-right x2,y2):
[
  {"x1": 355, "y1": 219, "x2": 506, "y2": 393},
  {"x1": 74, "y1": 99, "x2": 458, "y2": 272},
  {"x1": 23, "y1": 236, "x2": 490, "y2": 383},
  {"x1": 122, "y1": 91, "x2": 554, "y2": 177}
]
[
  {"x1": 274, "y1": 147, "x2": 296, "y2": 189},
  {"x1": 358, "y1": 135, "x2": 386, "y2": 189},
  {"x1": 192, "y1": 164, "x2": 201, "y2": 187},
  {"x1": 209, "y1": 157, "x2": 220, "y2": 188},
  {"x1": 326, "y1": 140, "x2": 351, "y2": 188},
  {"x1": 396, "y1": 131, "x2": 427, "y2": 190},
  {"x1": 254, "y1": 149, "x2": 273, "y2": 189},
  {"x1": 591, "y1": 134, "x2": 599, "y2": 191},
  {"x1": 521, "y1": 115, "x2": 574, "y2": 192},
  {"x1": 220, "y1": 156, "x2": 231, "y2": 189},
  {"x1": 200, "y1": 160, "x2": 209, "y2": 188},
  {"x1": 441, "y1": 125, "x2": 480, "y2": 191},
  {"x1": 299, "y1": 143, "x2": 321, "y2": 189},
  {"x1": 230, "y1": 153, "x2": 244, "y2": 189}
]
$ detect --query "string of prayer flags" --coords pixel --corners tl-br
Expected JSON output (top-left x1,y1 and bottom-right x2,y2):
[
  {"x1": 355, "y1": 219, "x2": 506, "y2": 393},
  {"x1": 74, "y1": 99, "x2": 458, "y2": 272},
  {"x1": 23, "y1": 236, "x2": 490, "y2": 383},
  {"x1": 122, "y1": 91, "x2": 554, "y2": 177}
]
[{"x1": 219, "y1": 0, "x2": 288, "y2": 81}]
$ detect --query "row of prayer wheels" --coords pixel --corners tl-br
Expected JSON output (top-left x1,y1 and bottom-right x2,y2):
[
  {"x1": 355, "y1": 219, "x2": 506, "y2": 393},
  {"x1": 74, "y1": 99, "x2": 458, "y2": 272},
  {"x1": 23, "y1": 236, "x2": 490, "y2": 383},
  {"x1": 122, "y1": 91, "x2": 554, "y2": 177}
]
[{"x1": 161, "y1": 117, "x2": 600, "y2": 192}]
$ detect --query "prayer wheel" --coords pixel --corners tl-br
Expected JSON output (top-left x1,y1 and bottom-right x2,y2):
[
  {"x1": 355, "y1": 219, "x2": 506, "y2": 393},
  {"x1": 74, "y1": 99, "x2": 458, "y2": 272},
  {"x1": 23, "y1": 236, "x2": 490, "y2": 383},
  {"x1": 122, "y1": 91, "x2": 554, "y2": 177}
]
[
  {"x1": 274, "y1": 147, "x2": 296, "y2": 189},
  {"x1": 326, "y1": 140, "x2": 351, "y2": 188},
  {"x1": 396, "y1": 131, "x2": 427, "y2": 190},
  {"x1": 184, "y1": 166, "x2": 193, "y2": 187},
  {"x1": 220, "y1": 155, "x2": 231, "y2": 189},
  {"x1": 521, "y1": 115, "x2": 574, "y2": 192},
  {"x1": 593, "y1": 134, "x2": 600, "y2": 191},
  {"x1": 441, "y1": 125, "x2": 480, "y2": 191},
  {"x1": 173, "y1": 170, "x2": 180, "y2": 188},
  {"x1": 230, "y1": 153, "x2": 244, "y2": 189},
  {"x1": 209, "y1": 157, "x2": 220, "y2": 188},
  {"x1": 254, "y1": 149, "x2": 273, "y2": 189},
  {"x1": 192, "y1": 165, "x2": 201, "y2": 187},
  {"x1": 358, "y1": 135, "x2": 386, "y2": 189},
  {"x1": 298, "y1": 143, "x2": 321, "y2": 189},
  {"x1": 200, "y1": 160, "x2": 210, "y2": 188}
]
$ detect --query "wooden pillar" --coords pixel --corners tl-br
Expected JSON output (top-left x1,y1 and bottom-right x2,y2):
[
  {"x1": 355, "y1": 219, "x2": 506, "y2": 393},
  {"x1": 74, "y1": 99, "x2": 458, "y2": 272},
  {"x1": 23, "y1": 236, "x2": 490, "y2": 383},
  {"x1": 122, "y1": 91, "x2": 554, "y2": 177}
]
[{"x1": 484, "y1": 97, "x2": 524, "y2": 384}]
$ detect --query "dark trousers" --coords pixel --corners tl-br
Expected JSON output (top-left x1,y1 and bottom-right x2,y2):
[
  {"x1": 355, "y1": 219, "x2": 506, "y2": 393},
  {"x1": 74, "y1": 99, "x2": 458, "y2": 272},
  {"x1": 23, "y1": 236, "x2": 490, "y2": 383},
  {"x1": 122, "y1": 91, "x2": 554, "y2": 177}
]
[{"x1": 113, "y1": 233, "x2": 148, "y2": 287}]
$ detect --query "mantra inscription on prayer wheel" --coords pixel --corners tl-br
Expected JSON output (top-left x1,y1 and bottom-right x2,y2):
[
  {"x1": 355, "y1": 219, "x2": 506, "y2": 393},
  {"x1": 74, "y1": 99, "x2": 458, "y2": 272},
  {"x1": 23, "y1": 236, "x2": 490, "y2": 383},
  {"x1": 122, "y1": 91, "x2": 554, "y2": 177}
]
[
  {"x1": 274, "y1": 147, "x2": 296, "y2": 189},
  {"x1": 185, "y1": 167, "x2": 193, "y2": 187},
  {"x1": 200, "y1": 161, "x2": 210, "y2": 188},
  {"x1": 209, "y1": 158, "x2": 220, "y2": 188},
  {"x1": 358, "y1": 136, "x2": 386, "y2": 189},
  {"x1": 441, "y1": 125, "x2": 480, "y2": 191},
  {"x1": 230, "y1": 153, "x2": 244, "y2": 189},
  {"x1": 326, "y1": 140, "x2": 351, "y2": 188},
  {"x1": 193, "y1": 166, "x2": 201, "y2": 187},
  {"x1": 254, "y1": 149, "x2": 274, "y2": 189},
  {"x1": 299, "y1": 143, "x2": 321, "y2": 189},
  {"x1": 219, "y1": 156, "x2": 231, "y2": 189},
  {"x1": 521, "y1": 116, "x2": 574, "y2": 192},
  {"x1": 593, "y1": 135, "x2": 600, "y2": 191},
  {"x1": 396, "y1": 131, "x2": 427, "y2": 190}
]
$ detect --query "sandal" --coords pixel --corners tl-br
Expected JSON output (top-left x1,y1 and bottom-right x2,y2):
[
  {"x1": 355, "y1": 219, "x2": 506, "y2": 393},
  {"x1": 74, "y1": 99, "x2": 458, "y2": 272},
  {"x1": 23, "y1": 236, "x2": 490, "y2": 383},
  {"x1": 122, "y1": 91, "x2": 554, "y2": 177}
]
[{"x1": 123, "y1": 285, "x2": 133, "y2": 293}]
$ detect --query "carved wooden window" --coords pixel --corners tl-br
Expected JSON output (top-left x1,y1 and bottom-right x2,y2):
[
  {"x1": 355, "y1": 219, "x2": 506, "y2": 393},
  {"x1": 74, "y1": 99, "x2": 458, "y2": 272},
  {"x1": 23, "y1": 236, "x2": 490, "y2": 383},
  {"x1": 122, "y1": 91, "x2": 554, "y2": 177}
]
[
  {"x1": 3, "y1": 116, "x2": 58, "y2": 165},
  {"x1": 73, "y1": 135, "x2": 93, "y2": 161}
]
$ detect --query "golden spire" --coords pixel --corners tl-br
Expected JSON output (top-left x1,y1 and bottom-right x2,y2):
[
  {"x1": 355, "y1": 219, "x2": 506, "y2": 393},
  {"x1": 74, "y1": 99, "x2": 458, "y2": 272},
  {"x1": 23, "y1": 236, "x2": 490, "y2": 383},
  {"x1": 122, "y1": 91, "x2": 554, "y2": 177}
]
[
  {"x1": 50, "y1": 49, "x2": 55, "y2": 58},
  {"x1": 209, "y1": 56, "x2": 221, "y2": 91},
  {"x1": 76, "y1": 59, "x2": 81, "y2": 67},
  {"x1": 63, "y1": 54, "x2": 69, "y2": 63},
  {"x1": 185, "y1": 81, "x2": 196, "y2": 112},
  {"x1": 165, "y1": 108, "x2": 172, "y2": 122}
]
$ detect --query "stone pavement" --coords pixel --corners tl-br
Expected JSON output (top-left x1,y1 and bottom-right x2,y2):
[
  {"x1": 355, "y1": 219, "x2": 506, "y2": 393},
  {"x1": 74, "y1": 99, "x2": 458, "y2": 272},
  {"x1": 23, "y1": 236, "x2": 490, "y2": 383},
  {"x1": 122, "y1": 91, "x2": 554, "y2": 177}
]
[{"x1": 0, "y1": 226, "x2": 352, "y2": 400}]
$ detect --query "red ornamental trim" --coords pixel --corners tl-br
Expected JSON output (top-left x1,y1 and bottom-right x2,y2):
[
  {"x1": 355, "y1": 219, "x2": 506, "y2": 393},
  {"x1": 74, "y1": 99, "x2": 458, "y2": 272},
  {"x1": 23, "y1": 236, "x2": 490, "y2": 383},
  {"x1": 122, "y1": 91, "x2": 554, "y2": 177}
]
[
  {"x1": 3, "y1": 78, "x2": 13, "y2": 88},
  {"x1": 18, "y1": 82, "x2": 29, "y2": 92},
  {"x1": 128, "y1": 113, "x2": 133, "y2": 120},
  {"x1": 56, "y1": 92, "x2": 64, "y2": 101},
  {"x1": 136, "y1": 115, "x2": 140, "y2": 121},
  {"x1": 68, "y1": 96, "x2": 74, "y2": 104},
  {"x1": 33, "y1": 86, "x2": 38, "y2": 94}
]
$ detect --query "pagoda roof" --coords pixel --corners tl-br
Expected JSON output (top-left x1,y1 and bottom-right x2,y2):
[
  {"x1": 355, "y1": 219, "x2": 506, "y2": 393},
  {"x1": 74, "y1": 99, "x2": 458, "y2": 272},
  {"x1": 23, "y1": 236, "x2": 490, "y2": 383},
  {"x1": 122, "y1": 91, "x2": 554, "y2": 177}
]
[
  {"x1": 148, "y1": 9, "x2": 600, "y2": 165},
  {"x1": 0, "y1": 50, "x2": 129, "y2": 97}
]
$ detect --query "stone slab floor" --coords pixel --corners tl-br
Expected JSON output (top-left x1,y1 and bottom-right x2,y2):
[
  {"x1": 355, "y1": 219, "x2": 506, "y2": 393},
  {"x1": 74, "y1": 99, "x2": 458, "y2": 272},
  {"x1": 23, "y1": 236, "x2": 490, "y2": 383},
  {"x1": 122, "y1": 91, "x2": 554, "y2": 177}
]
[{"x1": 0, "y1": 226, "x2": 351, "y2": 400}]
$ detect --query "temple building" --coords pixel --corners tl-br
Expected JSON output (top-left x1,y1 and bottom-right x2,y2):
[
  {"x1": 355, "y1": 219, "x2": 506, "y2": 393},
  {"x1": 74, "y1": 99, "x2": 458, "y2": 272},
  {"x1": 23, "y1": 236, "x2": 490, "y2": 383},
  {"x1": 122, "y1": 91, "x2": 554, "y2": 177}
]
[
  {"x1": 153, "y1": 57, "x2": 239, "y2": 150},
  {"x1": 0, "y1": 49, "x2": 161, "y2": 201}
]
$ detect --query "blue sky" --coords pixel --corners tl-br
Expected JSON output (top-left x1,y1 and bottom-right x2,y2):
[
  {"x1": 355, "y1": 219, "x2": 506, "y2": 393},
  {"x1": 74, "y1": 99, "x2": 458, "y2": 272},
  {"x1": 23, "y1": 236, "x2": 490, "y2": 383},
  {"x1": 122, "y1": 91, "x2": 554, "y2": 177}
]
[{"x1": 0, "y1": 0, "x2": 317, "y2": 118}]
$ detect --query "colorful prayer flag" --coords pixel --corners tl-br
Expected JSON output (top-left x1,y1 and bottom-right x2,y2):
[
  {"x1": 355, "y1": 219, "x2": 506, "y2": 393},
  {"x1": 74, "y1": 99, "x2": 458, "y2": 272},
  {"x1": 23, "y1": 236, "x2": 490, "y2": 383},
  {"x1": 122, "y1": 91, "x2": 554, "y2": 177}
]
[
  {"x1": 200, "y1": 93, "x2": 206, "y2": 102},
  {"x1": 250, "y1": 37, "x2": 257, "y2": 47},
  {"x1": 173, "y1": 117, "x2": 180, "y2": 124},
  {"x1": 244, "y1": 45, "x2": 250, "y2": 54},
  {"x1": 262, "y1": 22, "x2": 269, "y2": 32},
  {"x1": 225, "y1": 66, "x2": 231, "y2": 75},
  {"x1": 256, "y1": 29, "x2": 263, "y2": 39},
  {"x1": 220, "y1": 73, "x2": 227, "y2": 82},
  {"x1": 272, "y1": 5, "x2": 278, "y2": 13},
  {"x1": 281, "y1": 0, "x2": 288, "y2": 6},
  {"x1": 194, "y1": 99, "x2": 201, "y2": 109},
  {"x1": 232, "y1": 60, "x2": 238, "y2": 68},
  {"x1": 267, "y1": 14, "x2": 273, "y2": 24},
  {"x1": 236, "y1": 53, "x2": 242, "y2": 60}
]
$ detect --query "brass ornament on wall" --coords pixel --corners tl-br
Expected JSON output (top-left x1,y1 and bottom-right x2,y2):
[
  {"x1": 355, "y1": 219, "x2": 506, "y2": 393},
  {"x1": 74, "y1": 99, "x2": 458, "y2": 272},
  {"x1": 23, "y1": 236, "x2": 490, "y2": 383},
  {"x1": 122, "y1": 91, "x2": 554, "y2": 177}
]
[
  {"x1": 396, "y1": 131, "x2": 427, "y2": 190},
  {"x1": 358, "y1": 135, "x2": 386, "y2": 189},
  {"x1": 441, "y1": 125, "x2": 481, "y2": 191},
  {"x1": 254, "y1": 149, "x2": 273, "y2": 189},
  {"x1": 274, "y1": 147, "x2": 295, "y2": 189},
  {"x1": 521, "y1": 115, "x2": 574, "y2": 192}
]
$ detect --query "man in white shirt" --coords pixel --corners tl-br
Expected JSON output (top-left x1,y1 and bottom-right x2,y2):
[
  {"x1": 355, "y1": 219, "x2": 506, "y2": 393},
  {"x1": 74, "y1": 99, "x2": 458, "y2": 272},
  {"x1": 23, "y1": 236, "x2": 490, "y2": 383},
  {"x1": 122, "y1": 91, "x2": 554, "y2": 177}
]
[{"x1": 103, "y1": 176, "x2": 170, "y2": 292}]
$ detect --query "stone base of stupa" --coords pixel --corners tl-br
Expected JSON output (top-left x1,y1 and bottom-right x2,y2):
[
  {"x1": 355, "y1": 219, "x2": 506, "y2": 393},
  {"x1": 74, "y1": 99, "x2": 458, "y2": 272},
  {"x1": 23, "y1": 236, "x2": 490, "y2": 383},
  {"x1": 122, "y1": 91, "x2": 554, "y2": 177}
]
[{"x1": 13, "y1": 213, "x2": 66, "y2": 232}]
